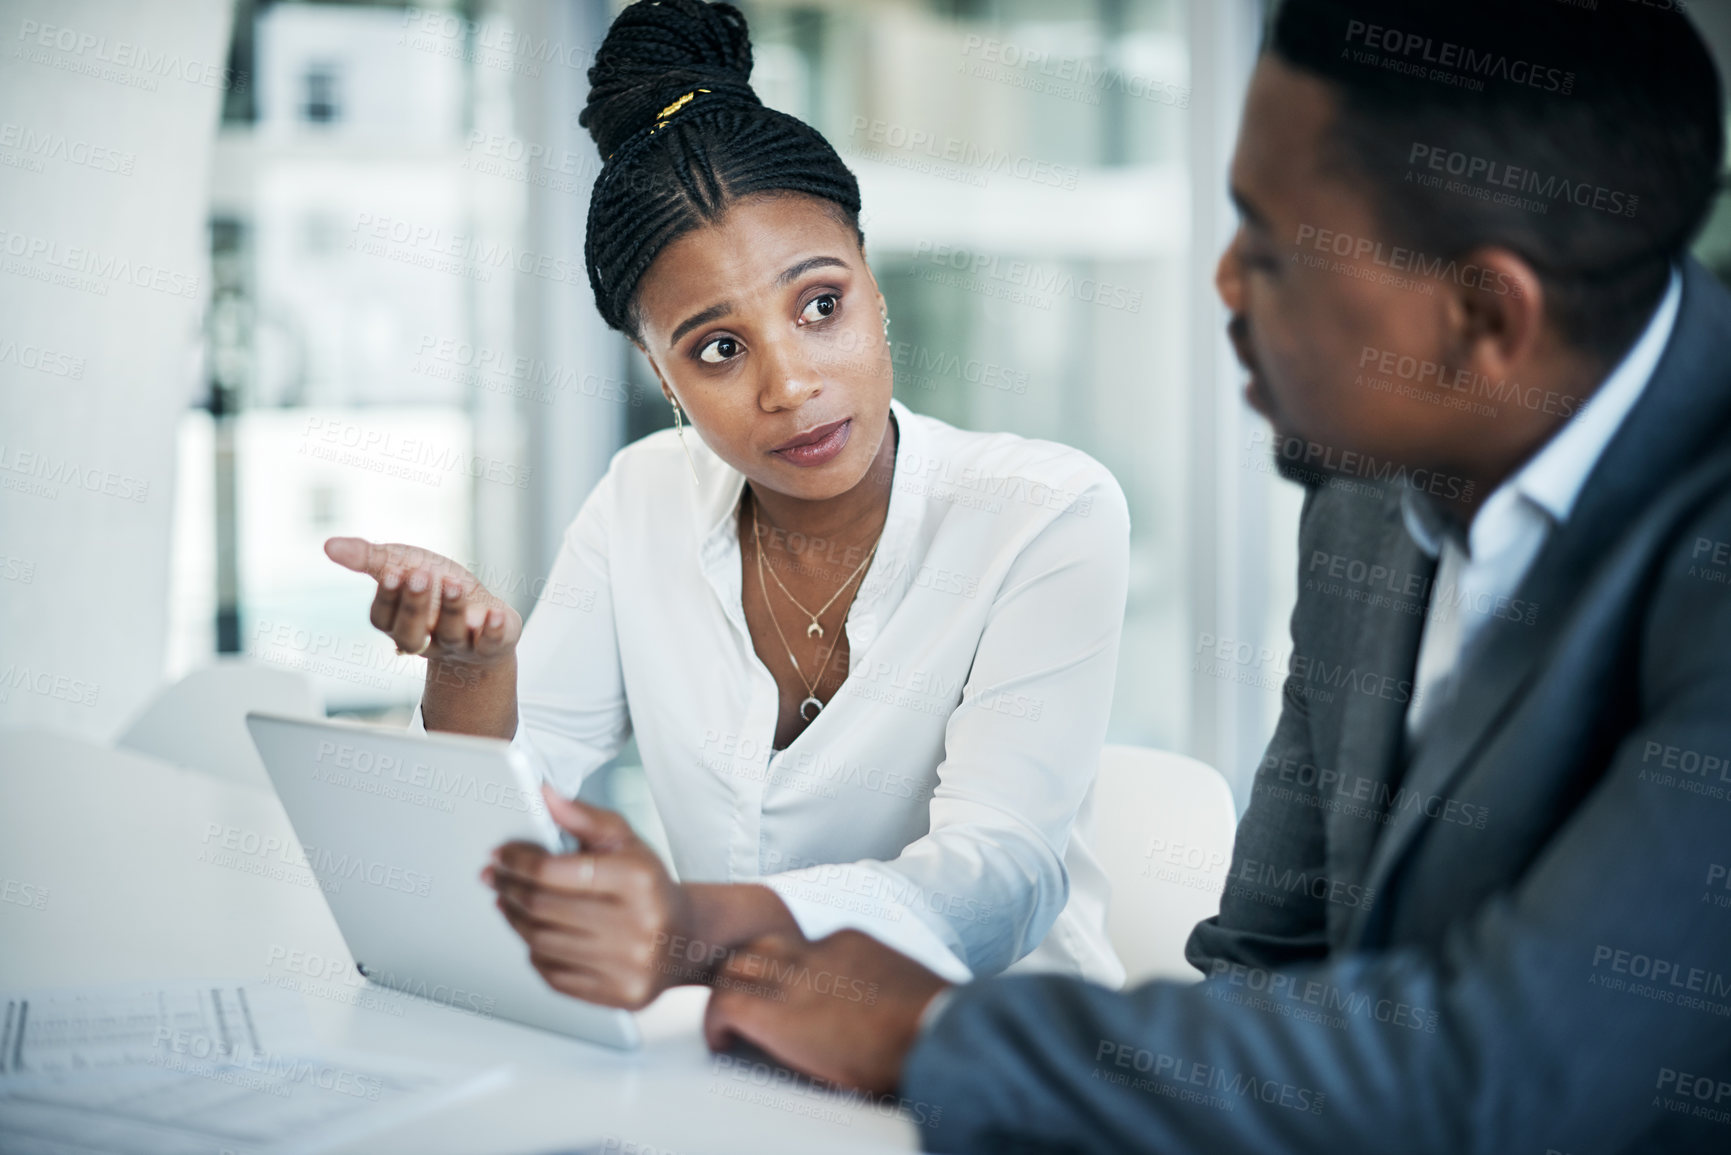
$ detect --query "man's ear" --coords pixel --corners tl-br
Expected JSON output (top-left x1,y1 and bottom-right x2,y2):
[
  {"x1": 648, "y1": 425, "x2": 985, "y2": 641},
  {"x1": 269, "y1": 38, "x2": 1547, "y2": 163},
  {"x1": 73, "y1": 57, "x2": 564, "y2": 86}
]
[{"x1": 1442, "y1": 247, "x2": 1546, "y2": 385}]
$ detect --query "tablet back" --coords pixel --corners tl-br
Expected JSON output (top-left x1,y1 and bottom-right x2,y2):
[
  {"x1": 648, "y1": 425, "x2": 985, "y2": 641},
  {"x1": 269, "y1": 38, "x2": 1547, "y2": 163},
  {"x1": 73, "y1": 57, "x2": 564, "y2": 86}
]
[{"x1": 245, "y1": 711, "x2": 640, "y2": 1050}]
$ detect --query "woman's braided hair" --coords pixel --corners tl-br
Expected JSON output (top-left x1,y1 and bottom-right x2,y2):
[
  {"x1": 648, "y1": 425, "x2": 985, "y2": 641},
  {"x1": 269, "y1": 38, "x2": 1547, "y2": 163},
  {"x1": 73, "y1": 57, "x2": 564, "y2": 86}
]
[{"x1": 580, "y1": 0, "x2": 864, "y2": 337}]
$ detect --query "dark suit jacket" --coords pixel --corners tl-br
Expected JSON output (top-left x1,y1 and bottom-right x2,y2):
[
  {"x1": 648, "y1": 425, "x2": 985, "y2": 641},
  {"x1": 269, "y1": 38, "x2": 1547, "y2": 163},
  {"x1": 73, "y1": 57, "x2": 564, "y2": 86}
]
[{"x1": 902, "y1": 257, "x2": 1731, "y2": 1154}]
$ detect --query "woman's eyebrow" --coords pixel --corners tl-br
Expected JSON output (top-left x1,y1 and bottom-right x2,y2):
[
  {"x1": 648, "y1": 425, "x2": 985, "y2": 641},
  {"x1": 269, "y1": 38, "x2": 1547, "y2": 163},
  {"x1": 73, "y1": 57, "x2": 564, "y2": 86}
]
[
  {"x1": 776, "y1": 255, "x2": 849, "y2": 286},
  {"x1": 669, "y1": 301, "x2": 734, "y2": 347},
  {"x1": 666, "y1": 256, "x2": 851, "y2": 347}
]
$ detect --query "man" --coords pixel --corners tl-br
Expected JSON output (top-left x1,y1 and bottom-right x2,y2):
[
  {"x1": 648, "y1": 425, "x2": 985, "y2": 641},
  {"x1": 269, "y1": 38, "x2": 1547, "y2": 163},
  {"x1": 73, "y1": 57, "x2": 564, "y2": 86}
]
[{"x1": 699, "y1": 0, "x2": 1731, "y2": 1151}]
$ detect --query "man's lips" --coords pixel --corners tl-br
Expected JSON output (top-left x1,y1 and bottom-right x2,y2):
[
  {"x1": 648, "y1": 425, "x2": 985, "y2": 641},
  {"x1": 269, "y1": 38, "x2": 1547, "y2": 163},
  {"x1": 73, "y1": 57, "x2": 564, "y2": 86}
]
[
  {"x1": 1243, "y1": 376, "x2": 1273, "y2": 418},
  {"x1": 771, "y1": 418, "x2": 849, "y2": 452},
  {"x1": 1225, "y1": 314, "x2": 1256, "y2": 374},
  {"x1": 1226, "y1": 314, "x2": 1271, "y2": 414}
]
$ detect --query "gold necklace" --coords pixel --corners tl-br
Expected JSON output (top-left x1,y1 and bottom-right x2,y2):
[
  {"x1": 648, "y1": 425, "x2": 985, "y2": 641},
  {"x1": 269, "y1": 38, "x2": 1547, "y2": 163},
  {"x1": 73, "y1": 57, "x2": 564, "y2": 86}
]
[
  {"x1": 750, "y1": 491, "x2": 881, "y2": 720},
  {"x1": 751, "y1": 497, "x2": 882, "y2": 640}
]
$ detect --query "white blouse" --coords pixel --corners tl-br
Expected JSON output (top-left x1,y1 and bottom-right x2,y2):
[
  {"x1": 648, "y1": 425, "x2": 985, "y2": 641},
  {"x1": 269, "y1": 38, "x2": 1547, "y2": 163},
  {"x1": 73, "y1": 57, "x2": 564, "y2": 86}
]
[{"x1": 413, "y1": 396, "x2": 1130, "y2": 986}]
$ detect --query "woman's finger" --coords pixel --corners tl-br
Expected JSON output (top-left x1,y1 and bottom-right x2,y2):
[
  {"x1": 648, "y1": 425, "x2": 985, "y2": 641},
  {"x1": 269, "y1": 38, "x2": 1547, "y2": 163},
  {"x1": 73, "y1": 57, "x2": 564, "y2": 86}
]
[
  {"x1": 492, "y1": 847, "x2": 643, "y2": 898},
  {"x1": 329, "y1": 538, "x2": 512, "y2": 659},
  {"x1": 492, "y1": 874, "x2": 612, "y2": 930},
  {"x1": 432, "y1": 577, "x2": 475, "y2": 652},
  {"x1": 473, "y1": 606, "x2": 510, "y2": 660},
  {"x1": 327, "y1": 536, "x2": 432, "y2": 579},
  {"x1": 496, "y1": 894, "x2": 662, "y2": 985},
  {"x1": 496, "y1": 894, "x2": 605, "y2": 953},
  {"x1": 542, "y1": 790, "x2": 639, "y2": 852},
  {"x1": 528, "y1": 954, "x2": 640, "y2": 1008},
  {"x1": 367, "y1": 568, "x2": 405, "y2": 633},
  {"x1": 390, "y1": 568, "x2": 437, "y2": 654},
  {"x1": 323, "y1": 535, "x2": 378, "y2": 576}
]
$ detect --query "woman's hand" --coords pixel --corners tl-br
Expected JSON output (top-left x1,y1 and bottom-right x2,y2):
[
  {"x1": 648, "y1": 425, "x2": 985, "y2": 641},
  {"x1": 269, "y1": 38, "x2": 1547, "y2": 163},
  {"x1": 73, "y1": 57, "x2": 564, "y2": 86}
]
[
  {"x1": 324, "y1": 536, "x2": 521, "y2": 666},
  {"x1": 483, "y1": 784, "x2": 701, "y2": 1011}
]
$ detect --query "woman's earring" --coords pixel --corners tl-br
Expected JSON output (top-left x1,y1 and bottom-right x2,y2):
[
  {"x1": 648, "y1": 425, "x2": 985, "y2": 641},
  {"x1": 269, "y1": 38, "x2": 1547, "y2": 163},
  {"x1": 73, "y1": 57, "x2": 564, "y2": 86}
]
[
  {"x1": 670, "y1": 396, "x2": 701, "y2": 488},
  {"x1": 882, "y1": 308, "x2": 891, "y2": 341}
]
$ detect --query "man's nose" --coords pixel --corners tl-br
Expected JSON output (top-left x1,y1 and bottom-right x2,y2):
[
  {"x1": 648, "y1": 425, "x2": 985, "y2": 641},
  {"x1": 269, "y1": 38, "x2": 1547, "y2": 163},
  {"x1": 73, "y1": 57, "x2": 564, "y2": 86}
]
[{"x1": 1215, "y1": 234, "x2": 1245, "y2": 314}]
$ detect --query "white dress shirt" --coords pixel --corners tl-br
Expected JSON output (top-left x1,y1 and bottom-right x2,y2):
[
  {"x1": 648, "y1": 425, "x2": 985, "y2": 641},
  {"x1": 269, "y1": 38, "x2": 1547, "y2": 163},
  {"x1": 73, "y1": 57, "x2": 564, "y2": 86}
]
[
  {"x1": 1403, "y1": 266, "x2": 1683, "y2": 739},
  {"x1": 413, "y1": 396, "x2": 1131, "y2": 987}
]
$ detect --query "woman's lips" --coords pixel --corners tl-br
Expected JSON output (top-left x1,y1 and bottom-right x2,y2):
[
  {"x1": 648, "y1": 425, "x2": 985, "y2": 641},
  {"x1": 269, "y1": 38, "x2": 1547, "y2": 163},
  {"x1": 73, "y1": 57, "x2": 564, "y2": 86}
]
[{"x1": 772, "y1": 418, "x2": 851, "y2": 467}]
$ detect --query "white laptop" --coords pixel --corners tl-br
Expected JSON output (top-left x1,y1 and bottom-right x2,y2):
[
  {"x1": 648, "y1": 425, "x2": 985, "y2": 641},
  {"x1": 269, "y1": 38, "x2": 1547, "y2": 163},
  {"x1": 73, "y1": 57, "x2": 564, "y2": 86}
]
[{"x1": 245, "y1": 711, "x2": 641, "y2": 1050}]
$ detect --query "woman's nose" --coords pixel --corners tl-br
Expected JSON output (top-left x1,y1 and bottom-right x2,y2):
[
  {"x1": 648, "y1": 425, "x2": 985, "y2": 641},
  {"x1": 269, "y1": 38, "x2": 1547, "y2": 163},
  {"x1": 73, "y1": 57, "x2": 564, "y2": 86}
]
[{"x1": 757, "y1": 335, "x2": 823, "y2": 410}]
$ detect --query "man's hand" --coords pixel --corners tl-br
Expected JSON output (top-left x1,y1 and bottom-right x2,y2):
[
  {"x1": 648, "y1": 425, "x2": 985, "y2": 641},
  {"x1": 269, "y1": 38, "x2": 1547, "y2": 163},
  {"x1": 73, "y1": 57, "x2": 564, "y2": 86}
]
[
  {"x1": 483, "y1": 784, "x2": 699, "y2": 1010},
  {"x1": 703, "y1": 929, "x2": 951, "y2": 1096}
]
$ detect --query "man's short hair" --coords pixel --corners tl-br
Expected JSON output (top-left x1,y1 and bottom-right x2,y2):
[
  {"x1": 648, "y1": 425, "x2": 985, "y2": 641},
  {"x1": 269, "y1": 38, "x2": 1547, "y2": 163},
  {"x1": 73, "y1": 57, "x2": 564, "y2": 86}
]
[{"x1": 1271, "y1": 0, "x2": 1724, "y2": 363}]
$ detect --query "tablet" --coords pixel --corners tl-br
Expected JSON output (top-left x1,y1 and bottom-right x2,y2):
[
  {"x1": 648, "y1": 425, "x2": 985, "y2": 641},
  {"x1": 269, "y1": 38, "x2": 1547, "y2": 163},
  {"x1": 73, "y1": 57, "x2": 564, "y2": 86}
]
[{"x1": 245, "y1": 711, "x2": 641, "y2": 1050}]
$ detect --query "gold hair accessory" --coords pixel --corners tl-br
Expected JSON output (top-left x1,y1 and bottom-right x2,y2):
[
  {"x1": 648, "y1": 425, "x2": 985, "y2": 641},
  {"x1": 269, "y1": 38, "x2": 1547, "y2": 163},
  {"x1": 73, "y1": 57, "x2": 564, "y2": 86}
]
[
  {"x1": 607, "y1": 88, "x2": 712, "y2": 160},
  {"x1": 653, "y1": 88, "x2": 710, "y2": 130}
]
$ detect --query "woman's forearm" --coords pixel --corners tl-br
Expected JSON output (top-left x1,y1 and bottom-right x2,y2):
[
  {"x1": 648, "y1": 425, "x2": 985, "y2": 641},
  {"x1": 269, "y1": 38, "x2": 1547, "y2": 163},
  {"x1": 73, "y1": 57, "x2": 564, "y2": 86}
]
[
  {"x1": 420, "y1": 656, "x2": 519, "y2": 740},
  {"x1": 665, "y1": 882, "x2": 802, "y2": 984}
]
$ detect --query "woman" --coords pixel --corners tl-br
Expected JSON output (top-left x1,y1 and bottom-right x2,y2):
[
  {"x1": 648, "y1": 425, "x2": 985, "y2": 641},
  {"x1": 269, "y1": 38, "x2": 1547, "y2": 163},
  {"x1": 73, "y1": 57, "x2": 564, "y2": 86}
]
[{"x1": 326, "y1": 0, "x2": 1131, "y2": 1010}]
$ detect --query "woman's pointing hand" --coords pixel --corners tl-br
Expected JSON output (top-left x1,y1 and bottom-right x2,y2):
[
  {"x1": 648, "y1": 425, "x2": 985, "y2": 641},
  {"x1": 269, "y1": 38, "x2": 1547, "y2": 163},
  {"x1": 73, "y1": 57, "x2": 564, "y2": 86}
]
[{"x1": 324, "y1": 536, "x2": 521, "y2": 667}]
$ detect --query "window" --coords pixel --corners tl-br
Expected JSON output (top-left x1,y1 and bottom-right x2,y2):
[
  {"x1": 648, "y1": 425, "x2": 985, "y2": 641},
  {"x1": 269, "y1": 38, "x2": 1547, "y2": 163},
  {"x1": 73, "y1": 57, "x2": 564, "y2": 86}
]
[
  {"x1": 180, "y1": 0, "x2": 1290, "y2": 806},
  {"x1": 300, "y1": 61, "x2": 341, "y2": 124}
]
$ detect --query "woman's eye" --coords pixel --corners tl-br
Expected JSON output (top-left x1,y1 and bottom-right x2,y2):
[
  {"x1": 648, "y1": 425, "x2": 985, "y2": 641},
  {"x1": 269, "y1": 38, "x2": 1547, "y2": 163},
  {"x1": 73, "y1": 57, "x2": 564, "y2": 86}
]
[
  {"x1": 698, "y1": 336, "x2": 741, "y2": 364},
  {"x1": 799, "y1": 294, "x2": 839, "y2": 324}
]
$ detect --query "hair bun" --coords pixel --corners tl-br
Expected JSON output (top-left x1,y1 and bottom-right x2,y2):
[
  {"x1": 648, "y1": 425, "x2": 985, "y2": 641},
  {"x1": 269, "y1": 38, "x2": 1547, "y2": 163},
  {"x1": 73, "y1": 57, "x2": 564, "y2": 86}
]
[{"x1": 580, "y1": 0, "x2": 758, "y2": 158}]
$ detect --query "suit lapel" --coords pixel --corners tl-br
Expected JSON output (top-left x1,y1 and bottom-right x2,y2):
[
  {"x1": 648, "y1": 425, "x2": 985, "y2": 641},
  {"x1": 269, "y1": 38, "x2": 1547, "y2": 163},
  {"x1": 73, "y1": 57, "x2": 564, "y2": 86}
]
[
  {"x1": 1351, "y1": 259, "x2": 1731, "y2": 942},
  {"x1": 1349, "y1": 518, "x2": 1581, "y2": 943},
  {"x1": 1323, "y1": 489, "x2": 1433, "y2": 933}
]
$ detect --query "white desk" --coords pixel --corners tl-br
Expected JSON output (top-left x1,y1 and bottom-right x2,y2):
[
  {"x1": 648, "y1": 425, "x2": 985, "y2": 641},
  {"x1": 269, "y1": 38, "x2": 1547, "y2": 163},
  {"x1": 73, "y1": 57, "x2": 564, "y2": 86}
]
[{"x1": 0, "y1": 728, "x2": 920, "y2": 1154}]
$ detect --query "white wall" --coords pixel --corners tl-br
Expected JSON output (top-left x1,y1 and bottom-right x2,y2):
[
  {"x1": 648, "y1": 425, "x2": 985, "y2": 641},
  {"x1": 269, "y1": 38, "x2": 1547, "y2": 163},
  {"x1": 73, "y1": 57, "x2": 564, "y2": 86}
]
[
  {"x1": 0, "y1": 0, "x2": 232, "y2": 738},
  {"x1": 1182, "y1": 0, "x2": 1287, "y2": 809}
]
